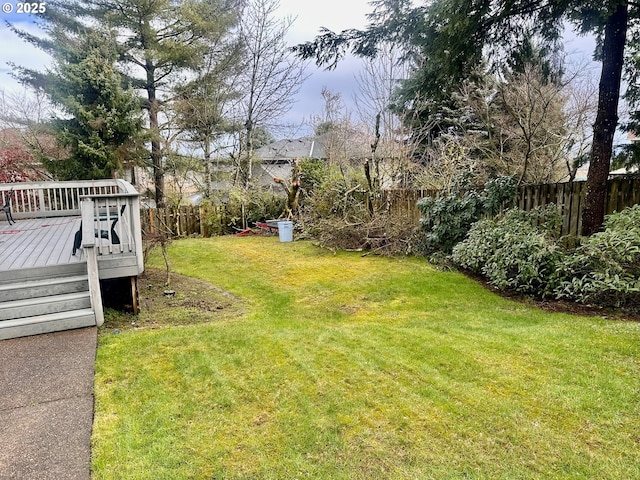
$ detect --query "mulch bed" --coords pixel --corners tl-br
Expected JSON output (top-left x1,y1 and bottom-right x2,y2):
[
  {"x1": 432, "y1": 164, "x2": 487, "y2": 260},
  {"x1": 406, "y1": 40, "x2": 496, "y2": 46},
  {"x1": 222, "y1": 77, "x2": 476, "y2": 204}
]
[{"x1": 463, "y1": 271, "x2": 640, "y2": 322}]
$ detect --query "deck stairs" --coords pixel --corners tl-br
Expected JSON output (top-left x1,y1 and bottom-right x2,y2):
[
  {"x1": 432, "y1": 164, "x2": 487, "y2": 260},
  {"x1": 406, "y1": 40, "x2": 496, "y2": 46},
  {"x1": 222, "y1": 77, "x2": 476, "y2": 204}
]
[{"x1": 0, "y1": 263, "x2": 97, "y2": 340}]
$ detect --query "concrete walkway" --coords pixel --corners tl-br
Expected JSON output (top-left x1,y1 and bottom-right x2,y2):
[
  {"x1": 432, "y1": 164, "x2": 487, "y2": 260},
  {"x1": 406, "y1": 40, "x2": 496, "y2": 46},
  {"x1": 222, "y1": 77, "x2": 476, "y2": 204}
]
[{"x1": 0, "y1": 328, "x2": 97, "y2": 480}]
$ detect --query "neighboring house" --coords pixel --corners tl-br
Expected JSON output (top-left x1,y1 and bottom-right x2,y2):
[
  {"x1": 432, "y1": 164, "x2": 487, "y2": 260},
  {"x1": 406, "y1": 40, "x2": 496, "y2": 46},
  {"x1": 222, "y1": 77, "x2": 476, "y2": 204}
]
[
  {"x1": 134, "y1": 133, "x2": 402, "y2": 205},
  {"x1": 174, "y1": 138, "x2": 328, "y2": 205},
  {"x1": 252, "y1": 137, "x2": 327, "y2": 186},
  {"x1": 611, "y1": 132, "x2": 640, "y2": 176},
  {"x1": 610, "y1": 165, "x2": 639, "y2": 176},
  {"x1": 571, "y1": 165, "x2": 590, "y2": 182},
  {"x1": 563, "y1": 164, "x2": 638, "y2": 183}
]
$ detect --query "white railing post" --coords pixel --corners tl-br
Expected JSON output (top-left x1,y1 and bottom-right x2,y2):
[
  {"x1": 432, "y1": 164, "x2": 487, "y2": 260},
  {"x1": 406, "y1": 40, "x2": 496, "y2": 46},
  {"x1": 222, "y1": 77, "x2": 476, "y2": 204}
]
[
  {"x1": 130, "y1": 194, "x2": 144, "y2": 272},
  {"x1": 81, "y1": 198, "x2": 104, "y2": 327}
]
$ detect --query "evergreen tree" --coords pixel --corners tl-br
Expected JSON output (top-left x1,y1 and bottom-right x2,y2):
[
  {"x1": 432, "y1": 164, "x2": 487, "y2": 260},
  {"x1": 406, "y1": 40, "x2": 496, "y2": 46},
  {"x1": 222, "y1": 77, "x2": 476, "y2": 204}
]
[
  {"x1": 296, "y1": 0, "x2": 639, "y2": 235},
  {"x1": 93, "y1": 0, "x2": 242, "y2": 206},
  {"x1": 46, "y1": 31, "x2": 144, "y2": 179},
  {"x1": 10, "y1": 0, "x2": 243, "y2": 203},
  {"x1": 9, "y1": 9, "x2": 144, "y2": 180}
]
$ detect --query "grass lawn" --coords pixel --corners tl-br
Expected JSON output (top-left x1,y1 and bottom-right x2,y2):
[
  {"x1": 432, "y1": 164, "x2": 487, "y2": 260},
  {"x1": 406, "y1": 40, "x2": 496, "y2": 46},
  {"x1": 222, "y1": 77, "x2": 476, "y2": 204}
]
[{"x1": 92, "y1": 236, "x2": 640, "y2": 479}]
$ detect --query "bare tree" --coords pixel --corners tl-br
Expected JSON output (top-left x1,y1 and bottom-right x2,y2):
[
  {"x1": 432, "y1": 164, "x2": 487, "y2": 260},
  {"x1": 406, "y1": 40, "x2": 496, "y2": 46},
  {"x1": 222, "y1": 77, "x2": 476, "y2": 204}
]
[
  {"x1": 494, "y1": 65, "x2": 569, "y2": 185},
  {"x1": 354, "y1": 43, "x2": 409, "y2": 155},
  {"x1": 561, "y1": 59, "x2": 599, "y2": 182},
  {"x1": 234, "y1": 0, "x2": 308, "y2": 187},
  {"x1": 353, "y1": 45, "x2": 444, "y2": 188},
  {"x1": 311, "y1": 88, "x2": 370, "y2": 166},
  {"x1": 173, "y1": 29, "x2": 243, "y2": 198},
  {"x1": 412, "y1": 59, "x2": 598, "y2": 190},
  {"x1": 0, "y1": 88, "x2": 61, "y2": 180}
]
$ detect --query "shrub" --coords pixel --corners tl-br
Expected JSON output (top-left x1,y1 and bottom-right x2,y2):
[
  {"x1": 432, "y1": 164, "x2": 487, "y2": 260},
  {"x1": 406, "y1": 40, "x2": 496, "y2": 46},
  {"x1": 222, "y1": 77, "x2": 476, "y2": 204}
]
[
  {"x1": 453, "y1": 203, "x2": 640, "y2": 310},
  {"x1": 552, "y1": 205, "x2": 640, "y2": 308},
  {"x1": 451, "y1": 218, "x2": 506, "y2": 273},
  {"x1": 415, "y1": 191, "x2": 483, "y2": 254},
  {"x1": 301, "y1": 167, "x2": 369, "y2": 223},
  {"x1": 452, "y1": 206, "x2": 564, "y2": 295},
  {"x1": 297, "y1": 158, "x2": 328, "y2": 194},
  {"x1": 415, "y1": 174, "x2": 517, "y2": 254},
  {"x1": 200, "y1": 200, "x2": 228, "y2": 236},
  {"x1": 201, "y1": 188, "x2": 286, "y2": 235}
]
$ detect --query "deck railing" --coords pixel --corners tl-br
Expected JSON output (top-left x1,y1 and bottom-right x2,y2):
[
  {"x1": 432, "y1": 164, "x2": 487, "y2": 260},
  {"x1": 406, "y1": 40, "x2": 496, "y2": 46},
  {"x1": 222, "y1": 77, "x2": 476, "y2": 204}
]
[
  {"x1": 0, "y1": 179, "x2": 143, "y2": 272},
  {"x1": 81, "y1": 193, "x2": 143, "y2": 265},
  {"x1": 0, "y1": 179, "x2": 125, "y2": 218}
]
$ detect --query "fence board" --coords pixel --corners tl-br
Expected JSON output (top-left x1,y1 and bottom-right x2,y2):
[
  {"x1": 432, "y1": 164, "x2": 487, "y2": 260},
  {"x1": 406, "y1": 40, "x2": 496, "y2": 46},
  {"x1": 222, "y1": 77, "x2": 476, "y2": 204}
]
[
  {"x1": 382, "y1": 178, "x2": 639, "y2": 236},
  {"x1": 138, "y1": 179, "x2": 638, "y2": 240},
  {"x1": 140, "y1": 205, "x2": 228, "y2": 238}
]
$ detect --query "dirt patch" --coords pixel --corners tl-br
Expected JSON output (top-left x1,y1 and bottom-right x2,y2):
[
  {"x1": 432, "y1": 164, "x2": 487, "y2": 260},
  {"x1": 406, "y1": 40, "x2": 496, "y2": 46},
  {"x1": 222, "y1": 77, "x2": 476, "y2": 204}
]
[{"x1": 102, "y1": 268, "x2": 244, "y2": 333}]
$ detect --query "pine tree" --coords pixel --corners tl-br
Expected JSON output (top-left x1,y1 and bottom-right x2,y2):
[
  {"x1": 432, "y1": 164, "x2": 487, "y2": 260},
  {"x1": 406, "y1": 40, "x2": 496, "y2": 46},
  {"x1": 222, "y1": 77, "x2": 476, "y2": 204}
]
[
  {"x1": 10, "y1": 0, "x2": 243, "y2": 203},
  {"x1": 93, "y1": 0, "x2": 242, "y2": 206},
  {"x1": 46, "y1": 31, "x2": 144, "y2": 179},
  {"x1": 296, "y1": 0, "x2": 639, "y2": 235},
  {"x1": 9, "y1": 8, "x2": 144, "y2": 180}
]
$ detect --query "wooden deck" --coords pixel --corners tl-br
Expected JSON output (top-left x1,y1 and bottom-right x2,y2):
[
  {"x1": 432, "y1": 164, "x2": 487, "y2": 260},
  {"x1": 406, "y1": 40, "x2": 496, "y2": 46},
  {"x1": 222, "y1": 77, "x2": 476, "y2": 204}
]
[
  {"x1": 0, "y1": 180, "x2": 145, "y2": 339},
  {"x1": 0, "y1": 216, "x2": 82, "y2": 272}
]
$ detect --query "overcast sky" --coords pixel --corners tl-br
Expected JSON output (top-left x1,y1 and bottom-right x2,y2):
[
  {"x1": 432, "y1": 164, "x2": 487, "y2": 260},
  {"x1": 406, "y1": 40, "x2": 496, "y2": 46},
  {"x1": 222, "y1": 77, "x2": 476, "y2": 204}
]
[
  {"x1": 0, "y1": 0, "x2": 373, "y2": 134},
  {"x1": 0, "y1": 0, "x2": 599, "y2": 137},
  {"x1": 276, "y1": 0, "x2": 373, "y2": 133}
]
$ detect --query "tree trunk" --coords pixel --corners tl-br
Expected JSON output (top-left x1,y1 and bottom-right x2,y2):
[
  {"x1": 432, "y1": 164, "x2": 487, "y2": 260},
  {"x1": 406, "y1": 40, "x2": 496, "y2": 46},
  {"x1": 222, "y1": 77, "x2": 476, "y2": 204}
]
[
  {"x1": 145, "y1": 53, "x2": 164, "y2": 208},
  {"x1": 150, "y1": 98, "x2": 164, "y2": 207},
  {"x1": 244, "y1": 119, "x2": 253, "y2": 188},
  {"x1": 204, "y1": 138, "x2": 211, "y2": 199},
  {"x1": 581, "y1": 0, "x2": 628, "y2": 236}
]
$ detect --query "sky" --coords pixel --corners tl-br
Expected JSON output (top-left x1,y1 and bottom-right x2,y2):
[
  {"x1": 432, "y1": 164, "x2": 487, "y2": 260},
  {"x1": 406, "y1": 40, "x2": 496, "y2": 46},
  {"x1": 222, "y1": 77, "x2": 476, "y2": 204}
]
[
  {"x1": 276, "y1": 0, "x2": 373, "y2": 131},
  {"x1": 0, "y1": 3, "x2": 51, "y2": 88},
  {"x1": 0, "y1": 0, "x2": 601, "y2": 137},
  {"x1": 0, "y1": 0, "x2": 373, "y2": 133}
]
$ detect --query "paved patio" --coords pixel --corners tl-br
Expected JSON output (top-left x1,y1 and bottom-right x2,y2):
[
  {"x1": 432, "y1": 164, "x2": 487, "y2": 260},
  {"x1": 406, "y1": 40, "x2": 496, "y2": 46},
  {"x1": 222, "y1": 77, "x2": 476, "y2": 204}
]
[{"x1": 0, "y1": 327, "x2": 96, "y2": 479}]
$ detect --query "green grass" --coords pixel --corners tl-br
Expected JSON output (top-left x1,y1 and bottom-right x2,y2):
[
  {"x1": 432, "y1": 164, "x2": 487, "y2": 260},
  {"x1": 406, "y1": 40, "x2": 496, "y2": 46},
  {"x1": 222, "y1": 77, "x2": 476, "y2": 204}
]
[{"x1": 92, "y1": 237, "x2": 640, "y2": 479}]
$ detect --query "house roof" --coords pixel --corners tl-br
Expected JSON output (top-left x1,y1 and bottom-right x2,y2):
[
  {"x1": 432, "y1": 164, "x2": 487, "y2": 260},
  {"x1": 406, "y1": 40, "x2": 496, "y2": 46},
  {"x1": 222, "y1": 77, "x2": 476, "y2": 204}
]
[
  {"x1": 254, "y1": 138, "x2": 326, "y2": 161},
  {"x1": 610, "y1": 165, "x2": 639, "y2": 176}
]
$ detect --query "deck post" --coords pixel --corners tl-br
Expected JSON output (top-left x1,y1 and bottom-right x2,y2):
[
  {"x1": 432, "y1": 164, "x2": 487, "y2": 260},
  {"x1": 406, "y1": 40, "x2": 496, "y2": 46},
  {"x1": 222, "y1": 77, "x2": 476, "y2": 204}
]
[{"x1": 81, "y1": 198, "x2": 105, "y2": 327}]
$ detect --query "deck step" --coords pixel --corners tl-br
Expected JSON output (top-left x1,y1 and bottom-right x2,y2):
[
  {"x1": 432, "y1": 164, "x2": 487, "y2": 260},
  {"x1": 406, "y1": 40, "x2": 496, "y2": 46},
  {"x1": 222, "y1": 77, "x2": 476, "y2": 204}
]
[
  {"x1": 0, "y1": 292, "x2": 92, "y2": 321},
  {"x1": 0, "y1": 263, "x2": 87, "y2": 285},
  {"x1": 0, "y1": 261, "x2": 99, "y2": 340},
  {"x1": 0, "y1": 275, "x2": 89, "y2": 302},
  {"x1": 0, "y1": 309, "x2": 96, "y2": 341}
]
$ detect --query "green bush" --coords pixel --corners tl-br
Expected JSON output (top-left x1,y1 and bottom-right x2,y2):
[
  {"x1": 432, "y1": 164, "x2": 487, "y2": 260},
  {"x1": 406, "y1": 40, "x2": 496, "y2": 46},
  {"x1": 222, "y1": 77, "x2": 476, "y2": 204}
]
[
  {"x1": 297, "y1": 158, "x2": 328, "y2": 194},
  {"x1": 202, "y1": 188, "x2": 286, "y2": 235},
  {"x1": 454, "y1": 204, "x2": 640, "y2": 309},
  {"x1": 228, "y1": 188, "x2": 286, "y2": 227},
  {"x1": 452, "y1": 206, "x2": 564, "y2": 294},
  {"x1": 302, "y1": 168, "x2": 369, "y2": 222},
  {"x1": 200, "y1": 200, "x2": 228, "y2": 236},
  {"x1": 552, "y1": 205, "x2": 640, "y2": 308},
  {"x1": 450, "y1": 218, "x2": 506, "y2": 273},
  {"x1": 415, "y1": 174, "x2": 517, "y2": 254}
]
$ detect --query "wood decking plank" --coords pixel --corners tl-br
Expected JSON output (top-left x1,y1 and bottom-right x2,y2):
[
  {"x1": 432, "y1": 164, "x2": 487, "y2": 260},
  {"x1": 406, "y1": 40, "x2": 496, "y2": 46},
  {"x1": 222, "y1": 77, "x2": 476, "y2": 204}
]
[
  {"x1": 0, "y1": 217, "x2": 81, "y2": 272},
  {"x1": 1, "y1": 213, "x2": 139, "y2": 281}
]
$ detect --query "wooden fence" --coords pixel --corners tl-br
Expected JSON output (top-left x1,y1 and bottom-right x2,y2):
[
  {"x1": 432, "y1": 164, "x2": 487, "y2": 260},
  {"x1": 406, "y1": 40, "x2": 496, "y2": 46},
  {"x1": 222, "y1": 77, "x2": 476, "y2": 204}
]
[
  {"x1": 140, "y1": 178, "x2": 640, "y2": 240},
  {"x1": 140, "y1": 204, "x2": 229, "y2": 238},
  {"x1": 382, "y1": 177, "x2": 640, "y2": 236}
]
